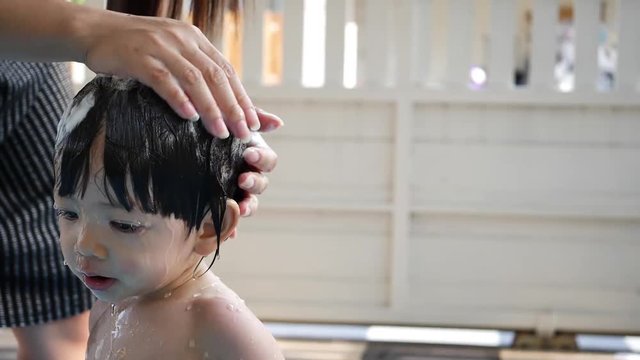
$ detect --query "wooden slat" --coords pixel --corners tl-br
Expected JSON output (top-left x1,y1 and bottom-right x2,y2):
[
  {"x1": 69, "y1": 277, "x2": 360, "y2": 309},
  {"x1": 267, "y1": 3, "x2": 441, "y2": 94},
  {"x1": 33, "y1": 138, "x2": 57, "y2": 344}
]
[
  {"x1": 394, "y1": 0, "x2": 415, "y2": 87},
  {"x1": 282, "y1": 0, "x2": 304, "y2": 87},
  {"x1": 242, "y1": 0, "x2": 267, "y2": 86},
  {"x1": 616, "y1": 0, "x2": 640, "y2": 92},
  {"x1": 445, "y1": 0, "x2": 474, "y2": 87},
  {"x1": 574, "y1": 0, "x2": 600, "y2": 92},
  {"x1": 412, "y1": 0, "x2": 433, "y2": 87},
  {"x1": 325, "y1": 0, "x2": 347, "y2": 88},
  {"x1": 529, "y1": 0, "x2": 558, "y2": 90},
  {"x1": 487, "y1": 0, "x2": 517, "y2": 89},
  {"x1": 360, "y1": 0, "x2": 389, "y2": 86}
]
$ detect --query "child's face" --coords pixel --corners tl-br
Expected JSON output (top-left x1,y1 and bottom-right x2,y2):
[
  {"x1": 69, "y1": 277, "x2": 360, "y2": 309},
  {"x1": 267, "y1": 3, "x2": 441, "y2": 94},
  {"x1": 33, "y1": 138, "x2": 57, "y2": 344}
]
[{"x1": 54, "y1": 157, "x2": 201, "y2": 303}]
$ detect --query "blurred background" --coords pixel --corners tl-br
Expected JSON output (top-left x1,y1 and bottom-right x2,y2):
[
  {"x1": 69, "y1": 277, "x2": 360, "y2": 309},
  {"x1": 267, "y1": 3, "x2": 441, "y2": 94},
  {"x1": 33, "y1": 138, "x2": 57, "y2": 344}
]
[{"x1": 3, "y1": 0, "x2": 640, "y2": 359}]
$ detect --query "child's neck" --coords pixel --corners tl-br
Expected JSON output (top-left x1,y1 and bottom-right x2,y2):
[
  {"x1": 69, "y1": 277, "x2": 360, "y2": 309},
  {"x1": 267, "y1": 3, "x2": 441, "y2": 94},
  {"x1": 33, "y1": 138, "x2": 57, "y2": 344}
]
[{"x1": 116, "y1": 263, "x2": 217, "y2": 308}]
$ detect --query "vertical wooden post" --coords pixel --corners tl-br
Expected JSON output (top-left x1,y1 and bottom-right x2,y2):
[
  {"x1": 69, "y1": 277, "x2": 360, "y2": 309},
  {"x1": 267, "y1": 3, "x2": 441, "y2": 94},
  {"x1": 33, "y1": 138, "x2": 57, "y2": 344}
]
[
  {"x1": 529, "y1": 0, "x2": 558, "y2": 90},
  {"x1": 574, "y1": 0, "x2": 600, "y2": 92},
  {"x1": 445, "y1": 0, "x2": 474, "y2": 88},
  {"x1": 616, "y1": 0, "x2": 640, "y2": 92},
  {"x1": 325, "y1": 0, "x2": 347, "y2": 88},
  {"x1": 282, "y1": 0, "x2": 305, "y2": 87},
  {"x1": 359, "y1": 0, "x2": 390, "y2": 87},
  {"x1": 242, "y1": 0, "x2": 267, "y2": 86},
  {"x1": 487, "y1": 0, "x2": 517, "y2": 89}
]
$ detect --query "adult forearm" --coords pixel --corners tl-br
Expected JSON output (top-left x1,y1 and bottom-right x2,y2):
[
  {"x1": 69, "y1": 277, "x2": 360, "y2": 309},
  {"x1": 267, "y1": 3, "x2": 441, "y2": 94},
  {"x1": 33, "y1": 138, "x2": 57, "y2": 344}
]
[{"x1": 0, "y1": 0, "x2": 96, "y2": 63}]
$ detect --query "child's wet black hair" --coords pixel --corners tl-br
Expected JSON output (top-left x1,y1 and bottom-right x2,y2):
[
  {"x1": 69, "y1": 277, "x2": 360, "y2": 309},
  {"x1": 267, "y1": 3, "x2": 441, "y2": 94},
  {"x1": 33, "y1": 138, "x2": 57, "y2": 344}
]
[{"x1": 54, "y1": 76, "x2": 247, "y2": 265}]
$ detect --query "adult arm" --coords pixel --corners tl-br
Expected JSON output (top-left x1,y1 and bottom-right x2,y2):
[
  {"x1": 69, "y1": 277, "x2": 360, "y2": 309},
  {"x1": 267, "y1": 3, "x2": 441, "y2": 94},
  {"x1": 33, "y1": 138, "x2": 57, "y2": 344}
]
[{"x1": 0, "y1": 0, "x2": 284, "y2": 141}]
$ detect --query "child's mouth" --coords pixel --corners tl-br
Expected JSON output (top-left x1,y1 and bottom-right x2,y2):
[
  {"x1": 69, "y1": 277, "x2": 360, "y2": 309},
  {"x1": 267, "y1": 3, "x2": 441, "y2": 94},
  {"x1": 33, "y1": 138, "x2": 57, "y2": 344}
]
[{"x1": 83, "y1": 274, "x2": 116, "y2": 291}]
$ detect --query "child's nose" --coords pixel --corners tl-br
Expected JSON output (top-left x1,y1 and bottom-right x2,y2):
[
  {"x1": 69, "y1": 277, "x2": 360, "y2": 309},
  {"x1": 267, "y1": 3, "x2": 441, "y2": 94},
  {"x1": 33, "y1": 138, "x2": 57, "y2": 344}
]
[{"x1": 75, "y1": 226, "x2": 108, "y2": 259}]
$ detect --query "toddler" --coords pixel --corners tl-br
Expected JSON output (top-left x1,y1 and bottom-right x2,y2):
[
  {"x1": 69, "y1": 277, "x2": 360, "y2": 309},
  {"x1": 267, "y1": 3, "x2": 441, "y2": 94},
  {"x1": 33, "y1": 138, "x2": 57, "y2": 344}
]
[{"x1": 53, "y1": 76, "x2": 284, "y2": 359}]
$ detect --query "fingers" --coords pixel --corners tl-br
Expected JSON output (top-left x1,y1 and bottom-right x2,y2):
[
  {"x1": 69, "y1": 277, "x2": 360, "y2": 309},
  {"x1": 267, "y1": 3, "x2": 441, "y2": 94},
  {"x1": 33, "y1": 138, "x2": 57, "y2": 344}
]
[
  {"x1": 238, "y1": 172, "x2": 269, "y2": 195},
  {"x1": 243, "y1": 146, "x2": 278, "y2": 173},
  {"x1": 137, "y1": 57, "x2": 199, "y2": 120},
  {"x1": 238, "y1": 194, "x2": 259, "y2": 217},
  {"x1": 256, "y1": 107, "x2": 284, "y2": 133},
  {"x1": 189, "y1": 46, "x2": 251, "y2": 141},
  {"x1": 198, "y1": 40, "x2": 260, "y2": 135}
]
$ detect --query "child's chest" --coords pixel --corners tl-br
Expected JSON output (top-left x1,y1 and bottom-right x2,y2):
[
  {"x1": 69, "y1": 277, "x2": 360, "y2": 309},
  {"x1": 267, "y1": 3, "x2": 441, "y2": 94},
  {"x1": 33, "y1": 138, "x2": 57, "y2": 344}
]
[{"x1": 86, "y1": 304, "x2": 206, "y2": 360}]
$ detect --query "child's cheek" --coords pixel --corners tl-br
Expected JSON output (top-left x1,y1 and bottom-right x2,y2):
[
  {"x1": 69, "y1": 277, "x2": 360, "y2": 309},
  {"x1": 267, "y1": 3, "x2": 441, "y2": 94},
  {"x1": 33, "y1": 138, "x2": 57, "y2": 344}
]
[{"x1": 118, "y1": 257, "x2": 142, "y2": 277}]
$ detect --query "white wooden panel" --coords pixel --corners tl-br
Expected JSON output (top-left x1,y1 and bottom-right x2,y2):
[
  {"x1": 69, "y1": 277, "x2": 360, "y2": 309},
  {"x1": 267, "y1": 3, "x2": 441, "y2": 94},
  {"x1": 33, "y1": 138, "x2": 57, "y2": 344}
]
[
  {"x1": 445, "y1": 0, "x2": 474, "y2": 87},
  {"x1": 409, "y1": 214, "x2": 640, "y2": 311},
  {"x1": 283, "y1": 0, "x2": 305, "y2": 87},
  {"x1": 359, "y1": 0, "x2": 390, "y2": 86},
  {"x1": 487, "y1": 0, "x2": 516, "y2": 89},
  {"x1": 256, "y1": 100, "x2": 392, "y2": 139},
  {"x1": 251, "y1": 101, "x2": 394, "y2": 207},
  {"x1": 242, "y1": 0, "x2": 267, "y2": 85},
  {"x1": 264, "y1": 139, "x2": 392, "y2": 205},
  {"x1": 574, "y1": 0, "x2": 600, "y2": 92},
  {"x1": 394, "y1": 0, "x2": 412, "y2": 87},
  {"x1": 411, "y1": 142, "x2": 640, "y2": 217},
  {"x1": 616, "y1": 0, "x2": 640, "y2": 92},
  {"x1": 325, "y1": 0, "x2": 347, "y2": 87},
  {"x1": 412, "y1": 104, "x2": 640, "y2": 219},
  {"x1": 413, "y1": 104, "x2": 640, "y2": 147},
  {"x1": 216, "y1": 211, "x2": 389, "y2": 306},
  {"x1": 411, "y1": 0, "x2": 433, "y2": 87},
  {"x1": 529, "y1": 0, "x2": 558, "y2": 89}
]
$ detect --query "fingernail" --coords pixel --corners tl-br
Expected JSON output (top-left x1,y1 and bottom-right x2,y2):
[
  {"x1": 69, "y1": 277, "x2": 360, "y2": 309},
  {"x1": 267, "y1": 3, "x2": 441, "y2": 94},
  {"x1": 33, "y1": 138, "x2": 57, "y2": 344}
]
[
  {"x1": 256, "y1": 107, "x2": 283, "y2": 122},
  {"x1": 243, "y1": 148, "x2": 260, "y2": 163},
  {"x1": 213, "y1": 118, "x2": 230, "y2": 139},
  {"x1": 218, "y1": 126, "x2": 230, "y2": 139},
  {"x1": 181, "y1": 101, "x2": 198, "y2": 120},
  {"x1": 241, "y1": 135, "x2": 252, "y2": 144},
  {"x1": 261, "y1": 120, "x2": 282, "y2": 132},
  {"x1": 240, "y1": 176, "x2": 255, "y2": 189},
  {"x1": 249, "y1": 108, "x2": 261, "y2": 131}
]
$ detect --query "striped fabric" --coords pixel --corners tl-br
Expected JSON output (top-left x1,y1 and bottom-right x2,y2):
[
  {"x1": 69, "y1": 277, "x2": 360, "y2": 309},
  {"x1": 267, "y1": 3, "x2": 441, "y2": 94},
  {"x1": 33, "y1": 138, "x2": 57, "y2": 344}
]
[{"x1": 0, "y1": 61, "x2": 93, "y2": 327}]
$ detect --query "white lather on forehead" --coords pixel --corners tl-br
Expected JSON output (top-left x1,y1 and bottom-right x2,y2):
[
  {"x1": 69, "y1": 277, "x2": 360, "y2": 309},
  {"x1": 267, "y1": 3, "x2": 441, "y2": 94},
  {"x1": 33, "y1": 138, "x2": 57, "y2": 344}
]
[{"x1": 55, "y1": 92, "x2": 96, "y2": 147}]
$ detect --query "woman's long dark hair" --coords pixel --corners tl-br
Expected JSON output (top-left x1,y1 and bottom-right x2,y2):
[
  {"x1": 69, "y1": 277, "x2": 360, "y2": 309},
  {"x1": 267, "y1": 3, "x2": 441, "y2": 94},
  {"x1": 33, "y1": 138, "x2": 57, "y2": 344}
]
[{"x1": 107, "y1": 0, "x2": 242, "y2": 36}]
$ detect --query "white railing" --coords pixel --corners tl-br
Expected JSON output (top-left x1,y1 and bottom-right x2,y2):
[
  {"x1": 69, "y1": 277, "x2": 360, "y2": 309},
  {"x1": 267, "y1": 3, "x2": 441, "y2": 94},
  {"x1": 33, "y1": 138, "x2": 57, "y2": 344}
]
[{"x1": 227, "y1": 0, "x2": 640, "y2": 95}]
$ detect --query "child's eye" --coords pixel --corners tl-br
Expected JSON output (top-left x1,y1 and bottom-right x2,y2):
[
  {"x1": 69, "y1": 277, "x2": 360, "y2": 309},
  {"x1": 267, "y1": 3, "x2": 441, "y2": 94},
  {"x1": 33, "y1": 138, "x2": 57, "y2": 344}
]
[
  {"x1": 110, "y1": 221, "x2": 144, "y2": 234},
  {"x1": 56, "y1": 209, "x2": 79, "y2": 221}
]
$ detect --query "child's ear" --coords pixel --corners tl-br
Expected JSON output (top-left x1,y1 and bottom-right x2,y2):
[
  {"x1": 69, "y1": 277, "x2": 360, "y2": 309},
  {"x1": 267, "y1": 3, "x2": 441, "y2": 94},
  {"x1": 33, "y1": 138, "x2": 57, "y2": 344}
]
[{"x1": 194, "y1": 199, "x2": 240, "y2": 256}]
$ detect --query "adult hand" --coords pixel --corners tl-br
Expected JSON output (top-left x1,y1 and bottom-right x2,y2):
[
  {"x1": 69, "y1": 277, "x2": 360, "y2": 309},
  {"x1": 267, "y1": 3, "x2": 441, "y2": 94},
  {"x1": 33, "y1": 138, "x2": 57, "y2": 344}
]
[
  {"x1": 237, "y1": 113, "x2": 280, "y2": 217},
  {"x1": 82, "y1": 11, "x2": 278, "y2": 141}
]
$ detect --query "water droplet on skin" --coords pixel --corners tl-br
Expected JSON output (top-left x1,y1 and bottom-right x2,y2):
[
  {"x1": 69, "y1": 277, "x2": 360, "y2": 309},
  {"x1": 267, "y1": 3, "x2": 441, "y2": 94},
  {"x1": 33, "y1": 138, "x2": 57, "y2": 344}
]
[
  {"x1": 185, "y1": 303, "x2": 193, "y2": 311},
  {"x1": 189, "y1": 339, "x2": 196, "y2": 348},
  {"x1": 226, "y1": 303, "x2": 235, "y2": 312},
  {"x1": 193, "y1": 293, "x2": 201, "y2": 298},
  {"x1": 204, "y1": 351, "x2": 209, "y2": 358},
  {"x1": 164, "y1": 292, "x2": 172, "y2": 298}
]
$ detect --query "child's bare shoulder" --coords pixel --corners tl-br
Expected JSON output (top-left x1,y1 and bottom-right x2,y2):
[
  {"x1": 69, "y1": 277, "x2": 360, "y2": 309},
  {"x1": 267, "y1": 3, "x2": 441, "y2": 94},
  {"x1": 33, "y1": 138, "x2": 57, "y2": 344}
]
[{"x1": 189, "y1": 281, "x2": 284, "y2": 360}]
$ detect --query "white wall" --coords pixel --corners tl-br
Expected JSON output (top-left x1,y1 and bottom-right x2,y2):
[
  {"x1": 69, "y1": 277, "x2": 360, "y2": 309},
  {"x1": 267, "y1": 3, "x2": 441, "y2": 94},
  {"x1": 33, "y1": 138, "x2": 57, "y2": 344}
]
[{"x1": 214, "y1": 0, "x2": 640, "y2": 334}]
